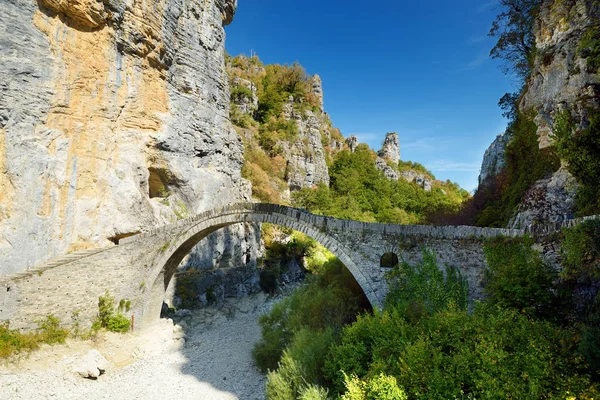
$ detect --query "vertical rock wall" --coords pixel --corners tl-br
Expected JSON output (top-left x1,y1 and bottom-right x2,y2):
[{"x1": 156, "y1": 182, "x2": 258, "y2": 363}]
[
  {"x1": 479, "y1": 0, "x2": 599, "y2": 226},
  {"x1": 0, "y1": 0, "x2": 257, "y2": 274}
]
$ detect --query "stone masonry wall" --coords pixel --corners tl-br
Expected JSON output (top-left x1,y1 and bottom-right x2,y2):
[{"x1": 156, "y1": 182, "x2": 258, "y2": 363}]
[{"x1": 3, "y1": 204, "x2": 587, "y2": 332}]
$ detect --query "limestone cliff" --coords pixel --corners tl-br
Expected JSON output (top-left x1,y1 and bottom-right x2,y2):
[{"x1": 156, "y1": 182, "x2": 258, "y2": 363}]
[
  {"x1": 522, "y1": 0, "x2": 599, "y2": 149},
  {"x1": 0, "y1": 0, "x2": 258, "y2": 274},
  {"x1": 377, "y1": 132, "x2": 400, "y2": 164},
  {"x1": 479, "y1": 0, "x2": 599, "y2": 227},
  {"x1": 478, "y1": 132, "x2": 511, "y2": 186},
  {"x1": 226, "y1": 55, "x2": 343, "y2": 204},
  {"x1": 281, "y1": 95, "x2": 331, "y2": 192}
]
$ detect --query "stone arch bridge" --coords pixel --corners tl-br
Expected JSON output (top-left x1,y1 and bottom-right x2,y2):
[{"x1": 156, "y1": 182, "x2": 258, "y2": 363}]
[{"x1": 1, "y1": 203, "x2": 570, "y2": 331}]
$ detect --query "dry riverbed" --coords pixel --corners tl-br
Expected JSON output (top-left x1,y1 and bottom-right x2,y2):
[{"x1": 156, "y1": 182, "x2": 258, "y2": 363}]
[{"x1": 0, "y1": 292, "x2": 278, "y2": 400}]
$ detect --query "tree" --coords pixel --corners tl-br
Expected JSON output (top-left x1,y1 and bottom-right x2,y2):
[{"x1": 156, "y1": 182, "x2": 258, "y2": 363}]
[{"x1": 489, "y1": 0, "x2": 543, "y2": 82}]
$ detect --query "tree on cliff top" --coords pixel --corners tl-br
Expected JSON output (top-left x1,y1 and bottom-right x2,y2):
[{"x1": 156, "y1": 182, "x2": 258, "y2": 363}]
[{"x1": 489, "y1": 0, "x2": 543, "y2": 83}]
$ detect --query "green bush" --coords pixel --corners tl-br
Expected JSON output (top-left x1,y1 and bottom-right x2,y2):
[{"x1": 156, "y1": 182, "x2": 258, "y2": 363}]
[
  {"x1": 483, "y1": 236, "x2": 557, "y2": 317},
  {"x1": 397, "y1": 161, "x2": 435, "y2": 180},
  {"x1": 286, "y1": 328, "x2": 335, "y2": 385},
  {"x1": 551, "y1": 109, "x2": 600, "y2": 216},
  {"x1": 0, "y1": 315, "x2": 69, "y2": 359},
  {"x1": 577, "y1": 25, "x2": 600, "y2": 73},
  {"x1": 342, "y1": 373, "x2": 407, "y2": 400},
  {"x1": 36, "y1": 315, "x2": 69, "y2": 345},
  {"x1": 385, "y1": 248, "x2": 468, "y2": 316},
  {"x1": 92, "y1": 290, "x2": 131, "y2": 333},
  {"x1": 266, "y1": 352, "x2": 307, "y2": 400},
  {"x1": 231, "y1": 85, "x2": 254, "y2": 102},
  {"x1": 561, "y1": 219, "x2": 600, "y2": 283},
  {"x1": 298, "y1": 385, "x2": 329, "y2": 400},
  {"x1": 253, "y1": 258, "x2": 368, "y2": 373},
  {"x1": 326, "y1": 304, "x2": 597, "y2": 399}
]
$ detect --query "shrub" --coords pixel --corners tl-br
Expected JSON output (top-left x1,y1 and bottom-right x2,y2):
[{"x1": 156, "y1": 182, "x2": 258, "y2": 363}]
[
  {"x1": 266, "y1": 352, "x2": 330, "y2": 400},
  {"x1": 561, "y1": 219, "x2": 600, "y2": 283},
  {"x1": 36, "y1": 315, "x2": 69, "y2": 345},
  {"x1": 253, "y1": 257, "x2": 368, "y2": 373},
  {"x1": 266, "y1": 352, "x2": 306, "y2": 400},
  {"x1": 577, "y1": 25, "x2": 600, "y2": 73},
  {"x1": 253, "y1": 300, "x2": 293, "y2": 372},
  {"x1": 298, "y1": 385, "x2": 329, "y2": 400},
  {"x1": 326, "y1": 305, "x2": 597, "y2": 399},
  {"x1": 385, "y1": 248, "x2": 468, "y2": 316},
  {"x1": 231, "y1": 85, "x2": 254, "y2": 102},
  {"x1": 92, "y1": 290, "x2": 131, "y2": 333},
  {"x1": 286, "y1": 327, "x2": 335, "y2": 385},
  {"x1": 342, "y1": 373, "x2": 407, "y2": 400},
  {"x1": 0, "y1": 316, "x2": 69, "y2": 359},
  {"x1": 551, "y1": 108, "x2": 600, "y2": 216},
  {"x1": 483, "y1": 236, "x2": 557, "y2": 317}
]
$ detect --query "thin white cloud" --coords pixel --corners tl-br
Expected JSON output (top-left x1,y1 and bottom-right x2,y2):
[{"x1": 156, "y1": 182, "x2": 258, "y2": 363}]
[
  {"x1": 466, "y1": 53, "x2": 489, "y2": 69},
  {"x1": 402, "y1": 139, "x2": 435, "y2": 151},
  {"x1": 426, "y1": 160, "x2": 480, "y2": 172},
  {"x1": 467, "y1": 34, "x2": 488, "y2": 44}
]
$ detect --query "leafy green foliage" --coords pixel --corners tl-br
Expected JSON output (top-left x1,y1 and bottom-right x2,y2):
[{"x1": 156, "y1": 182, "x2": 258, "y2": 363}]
[
  {"x1": 326, "y1": 304, "x2": 596, "y2": 399},
  {"x1": 577, "y1": 25, "x2": 600, "y2": 73},
  {"x1": 287, "y1": 328, "x2": 336, "y2": 385},
  {"x1": 561, "y1": 219, "x2": 600, "y2": 283},
  {"x1": 253, "y1": 257, "x2": 367, "y2": 373},
  {"x1": 385, "y1": 248, "x2": 468, "y2": 316},
  {"x1": 257, "y1": 240, "x2": 600, "y2": 400},
  {"x1": 266, "y1": 352, "x2": 330, "y2": 400},
  {"x1": 465, "y1": 111, "x2": 560, "y2": 227},
  {"x1": 484, "y1": 236, "x2": 557, "y2": 317},
  {"x1": 266, "y1": 352, "x2": 305, "y2": 400},
  {"x1": 230, "y1": 85, "x2": 254, "y2": 103},
  {"x1": 551, "y1": 109, "x2": 600, "y2": 216},
  {"x1": 0, "y1": 316, "x2": 69, "y2": 359},
  {"x1": 342, "y1": 373, "x2": 407, "y2": 400},
  {"x1": 397, "y1": 161, "x2": 434, "y2": 180},
  {"x1": 293, "y1": 146, "x2": 468, "y2": 224},
  {"x1": 256, "y1": 63, "x2": 317, "y2": 123},
  {"x1": 489, "y1": 0, "x2": 542, "y2": 81},
  {"x1": 92, "y1": 290, "x2": 131, "y2": 333}
]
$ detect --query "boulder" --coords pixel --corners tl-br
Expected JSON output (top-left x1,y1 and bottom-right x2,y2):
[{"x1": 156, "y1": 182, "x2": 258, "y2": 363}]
[{"x1": 74, "y1": 350, "x2": 110, "y2": 379}]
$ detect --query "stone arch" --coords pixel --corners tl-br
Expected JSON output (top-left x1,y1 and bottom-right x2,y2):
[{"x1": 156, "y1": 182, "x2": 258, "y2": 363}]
[{"x1": 141, "y1": 207, "x2": 378, "y2": 326}]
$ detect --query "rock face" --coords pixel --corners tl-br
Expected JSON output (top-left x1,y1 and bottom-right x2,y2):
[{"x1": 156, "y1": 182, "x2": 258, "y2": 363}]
[
  {"x1": 231, "y1": 76, "x2": 259, "y2": 115},
  {"x1": 281, "y1": 97, "x2": 331, "y2": 191},
  {"x1": 521, "y1": 0, "x2": 600, "y2": 149},
  {"x1": 377, "y1": 132, "x2": 400, "y2": 164},
  {"x1": 480, "y1": 0, "x2": 599, "y2": 225},
  {"x1": 0, "y1": 0, "x2": 257, "y2": 274},
  {"x1": 478, "y1": 132, "x2": 511, "y2": 186},
  {"x1": 509, "y1": 168, "x2": 577, "y2": 228},
  {"x1": 375, "y1": 157, "x2": 432, "y2": 191},
  {"x1": 345, "y1": 135, "x2": 359, "y2": 152},
  {"x1": 309, "y1": 75, "x2": 325, "y2": 113},
  {"x1": 375, "y1": 158, "x2": 399, "y2": 180}
]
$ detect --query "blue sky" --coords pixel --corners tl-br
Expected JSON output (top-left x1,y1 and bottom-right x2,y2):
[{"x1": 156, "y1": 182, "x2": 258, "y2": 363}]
[{"x1": 225, "y1": 0, "x2": 517, "y2": 192}]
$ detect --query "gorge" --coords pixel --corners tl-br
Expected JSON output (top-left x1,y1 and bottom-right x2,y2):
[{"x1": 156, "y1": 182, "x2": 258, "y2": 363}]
[{"x1": 1, "y1": 0, "x2": 600, "y2": 399}]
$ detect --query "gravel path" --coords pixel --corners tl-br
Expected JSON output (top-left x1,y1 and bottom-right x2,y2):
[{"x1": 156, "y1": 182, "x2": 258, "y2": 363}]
[{"x1": 0, "y1": 292, "x2": 276, "y2": 400}]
